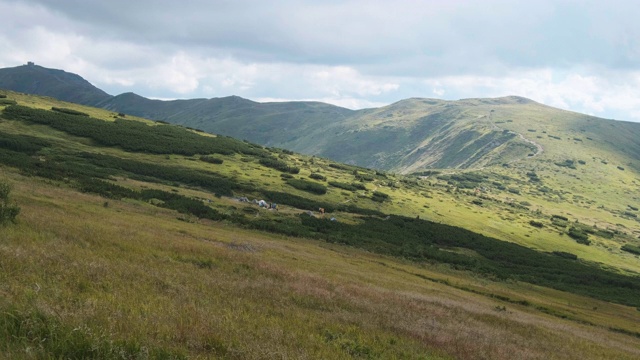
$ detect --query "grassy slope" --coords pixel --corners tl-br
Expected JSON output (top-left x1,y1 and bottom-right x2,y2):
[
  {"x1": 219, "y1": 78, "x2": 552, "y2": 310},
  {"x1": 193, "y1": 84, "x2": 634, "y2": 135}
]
[
  {"x1": 0, "y1": 91, "x2": 639, "y2": 358},
  {"x1": 2, "y1": 170, "x2": 640, "y2": 359}
]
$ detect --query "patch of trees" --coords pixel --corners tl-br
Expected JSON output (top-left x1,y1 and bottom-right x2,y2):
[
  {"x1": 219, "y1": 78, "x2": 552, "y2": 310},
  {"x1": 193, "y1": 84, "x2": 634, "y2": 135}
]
[
  {"x1": 0, "y1": 130, "x2": 51, "y2": 154},
  {"x1": 286, "y1": 179, "x2": 327, "y2": 195},
  {"x1": 0, "y1": 99, "x2": 17, "y2": 105},
  {"x1": 551, "y1": 251, "x2": 578, "y2": 260},
  {"x1": 529, "y1": 220, "x2": 544, "y2": 228},
  {"x1": 2, "y1": 105, "x2": 267, "y2": 157},
  {"x1": 411, "y1": 170, "x2": 440, "y2": 177},
  {"x1": 354, "y1": 172, "x2": 374, "y2": 182},
  {"x1": 51, "y1": 107, "x2": 89, "y2": 116},
  {"x1": 200, "y1": 156, "x2": 224, "y2": 164},
  {"x1": 328, "y1": 181, "x2": 366, "y2": 192},
  {"x1": 568, "y1": 227, "x2": 591, "y2": 245},
  {"x1": 77, "y1": 178, "x2": 227, "y2": 221},
  {"x1": 259, "y1": 157, "x2": 300, "y2": 174},
  {"x1": 371, "y1": 191, "x2": 390, "y2": 203},
  {"x1": 621, "y1": 244, "x2": 640, "y2": 256},
  {"x1": 0, "y1": 181, "x2": 20, "y2": 225},
  {"x1": 439, "y1": 172, "x2": 487, "y2": 189},
  {"x1": 555, "y1": 159, "x2": 576, "y2": 169},
  {"x1": 308, "y1": 173, "x2": 326, "y2": 181}
]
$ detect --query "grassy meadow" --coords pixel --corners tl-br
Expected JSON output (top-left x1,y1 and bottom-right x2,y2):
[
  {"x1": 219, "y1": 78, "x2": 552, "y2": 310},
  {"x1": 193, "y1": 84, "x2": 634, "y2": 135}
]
[
  {"x1": 2, "y1": 170, "x2": 640, "y2": 359},
  {"x1": 1, "y1": 91, "x2": 640, "y2": 358}
]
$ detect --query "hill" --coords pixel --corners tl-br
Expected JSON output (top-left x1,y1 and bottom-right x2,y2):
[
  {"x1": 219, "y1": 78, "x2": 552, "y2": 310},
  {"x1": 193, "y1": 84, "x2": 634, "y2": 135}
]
[
  {"x1": 0, "y1": 63, "x2": 111, "y2": 106},
  {"x1": 0, "y1": 91, "x2": 639, "y2": 358},
  {"x1": 2, "y1": 64, "x2": 640, "y2": 177}
]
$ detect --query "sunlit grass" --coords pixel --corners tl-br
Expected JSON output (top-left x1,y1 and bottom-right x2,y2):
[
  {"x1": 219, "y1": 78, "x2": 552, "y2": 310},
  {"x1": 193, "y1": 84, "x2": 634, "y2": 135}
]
[{"x1": 1, "y1": 169, "x2": 640, "y2": 359}]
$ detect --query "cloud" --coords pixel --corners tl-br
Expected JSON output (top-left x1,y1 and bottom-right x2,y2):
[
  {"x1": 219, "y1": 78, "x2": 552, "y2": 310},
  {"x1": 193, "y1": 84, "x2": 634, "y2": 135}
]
[{"x1": 2, "y1": 0, "x2": 640, "y2": 121}]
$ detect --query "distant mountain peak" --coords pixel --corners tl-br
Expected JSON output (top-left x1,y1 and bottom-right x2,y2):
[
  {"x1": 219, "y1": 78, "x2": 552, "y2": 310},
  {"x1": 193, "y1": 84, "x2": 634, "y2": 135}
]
[{"x1": 0, "y1": 63, "x2": 111, "y2": 106}]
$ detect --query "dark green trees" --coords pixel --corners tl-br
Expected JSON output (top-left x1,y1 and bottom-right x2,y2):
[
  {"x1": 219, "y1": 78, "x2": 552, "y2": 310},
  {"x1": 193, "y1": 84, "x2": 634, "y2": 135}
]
[{"x1": 0, "y1": 181, "x2": 20, "y2": 225}]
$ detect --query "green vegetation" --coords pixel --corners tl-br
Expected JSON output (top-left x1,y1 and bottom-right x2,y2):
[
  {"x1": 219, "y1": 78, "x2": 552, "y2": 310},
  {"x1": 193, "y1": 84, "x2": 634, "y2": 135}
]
[
  {"x1": 286, "y1": 178, "x2": 327, "y2": 195},
  {"x1": 0, "y1": 181, "x2": 19, "y2": 225},
  {"x1": 51, "y1": 106, "x2": 89, "y2": 116},
  {"x1": 621, "y1": 244, "x2": 640, "y2": 255},
  {"x1": 0, "y1": 99, "x2": 17, "y2": 105},
  {"x1": 308, "y1": 173, "x2": 326, "y2": 181},
  {"x1": 1, "y1": 90, "x2": 640, "y2": 359},
  {"x1": 328, "y1": 181, "x2": 366, "y2": 192},
  {"x1": 199, "y1": 155, "x2": 224, "y2": 164},
  {"x1": 3, "y1": 105, "x2": 266, "y2": 156},
  {"x1": 259, "y1": 157, "x2": 300, "y2": 174}
]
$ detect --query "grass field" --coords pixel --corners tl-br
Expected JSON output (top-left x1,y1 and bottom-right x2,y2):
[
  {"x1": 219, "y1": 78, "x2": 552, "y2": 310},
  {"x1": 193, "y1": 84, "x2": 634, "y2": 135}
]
[
  {"x1": 2, "y1": 170, "x2": 640, "y2": 359},
  {"x1": 1, "y1": 91, "x2": 639, "y2": 358}
]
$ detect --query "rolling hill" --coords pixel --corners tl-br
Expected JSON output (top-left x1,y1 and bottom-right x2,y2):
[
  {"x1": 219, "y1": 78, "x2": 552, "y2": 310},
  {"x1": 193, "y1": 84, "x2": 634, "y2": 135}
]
[
  {"x1": 0, "y1": 89, "x2": 640, "y2": 358},
  {"x1": 2, "y1": 64, "x2": 640, "y2": 177}
]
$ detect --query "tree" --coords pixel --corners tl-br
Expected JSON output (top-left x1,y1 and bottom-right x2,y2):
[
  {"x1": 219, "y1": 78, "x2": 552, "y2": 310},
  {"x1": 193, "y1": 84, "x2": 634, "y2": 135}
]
[{"x1": 0, "y1": 181, "x2": 20, "y2": 225}]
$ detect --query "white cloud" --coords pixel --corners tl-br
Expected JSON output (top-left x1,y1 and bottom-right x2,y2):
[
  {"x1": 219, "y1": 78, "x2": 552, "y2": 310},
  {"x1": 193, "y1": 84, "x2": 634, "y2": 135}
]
[{"x1": 2, "y1": 0, "x2": 640, "y2": 121}]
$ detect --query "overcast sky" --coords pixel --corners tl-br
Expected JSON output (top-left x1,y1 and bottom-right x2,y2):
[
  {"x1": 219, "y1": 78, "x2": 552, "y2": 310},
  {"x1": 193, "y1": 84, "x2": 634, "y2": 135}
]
[{"x1": 2, "y1": 0, "x2": 640, "y2": 121}]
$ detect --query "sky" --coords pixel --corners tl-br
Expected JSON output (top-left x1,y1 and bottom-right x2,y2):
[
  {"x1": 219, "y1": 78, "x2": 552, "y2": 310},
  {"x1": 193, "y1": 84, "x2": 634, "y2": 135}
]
[{"x1": 2, "y1": 0, "x2": 640, "y2": 121}]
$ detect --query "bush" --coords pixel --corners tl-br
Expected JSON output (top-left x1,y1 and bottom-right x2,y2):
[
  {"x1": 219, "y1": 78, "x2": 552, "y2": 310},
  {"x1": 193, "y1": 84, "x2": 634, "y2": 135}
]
[
  {"x1": 529, "y1": 220, "x2": 544, "y2": 228},
  {"x1": 0, "y1": 181, "x2": 20, "y2": 225},
  {"x1": 568, "y1": 227, "x2": 590, "y2": 245},
  {"x1": 552, "y1": 251, "x2": 578, "y2": 260},
  {"x1": 621, "y1": 244, "x2": 640, "y2": 255},
  {"x1": 551, "y1": 214, "x2": 569, "y2": 221},
  {"x1": 0, "y1": 99, "x2": 17, "y2": 105},
  {"x1": 329, "y1": 181, "x2": 368, "y2": 192},
  {"x1": 3, "y1": 105, "x2": 267, "y2": 157},
  {"x1": 259, "y1": 157, "x2": 299, "y2": 174},
  {"x1": 309, "y1": 173, "x2": 326, "y2": 181},
  {"x1": 286, "y1": 179, "x2": 327, "y2": 195},
  {"x1": 200, "y1": 156, "x2": 224, "y2": 164},
  {"x1": 371, "y1": 191, "x2": 390, "y2": 203},
  {"x1": 51, "y1": 107, "x2": 89, "y2": 116}
]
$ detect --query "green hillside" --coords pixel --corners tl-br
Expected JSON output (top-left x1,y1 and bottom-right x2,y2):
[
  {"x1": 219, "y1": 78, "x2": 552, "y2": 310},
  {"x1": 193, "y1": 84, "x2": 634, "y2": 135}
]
[
  {"x1": 0, "y1": 64, "x2": 111, "y2": 106},
  {"x1": 3, "y1": 65, "x2": 639, "y2": 180},
  {"x1": 1, "y1": 91, "x2": 640, "y2": 358}
]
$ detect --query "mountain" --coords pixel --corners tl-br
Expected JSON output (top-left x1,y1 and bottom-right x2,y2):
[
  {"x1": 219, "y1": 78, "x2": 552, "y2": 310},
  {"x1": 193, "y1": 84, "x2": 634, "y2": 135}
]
[
  {"x1": 1, "y1": 64, "x2": 639, "y2": 177},
  {"x1": 0, "y1": 63, "x2": 111, "y2": 105},
  {"x1": 101, "y1": 93, "x2": 354, "y2": 147}
]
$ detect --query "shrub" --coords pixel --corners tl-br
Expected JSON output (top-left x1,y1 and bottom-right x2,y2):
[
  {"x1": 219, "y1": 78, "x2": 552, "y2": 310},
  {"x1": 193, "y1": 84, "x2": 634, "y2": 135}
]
[
  {"x1": 259, "y1": 157, "x2": 299, "y2": 174},
  {"x1": 568, "y1": 227, "x2": 590, "y2": 245},
  {"x1": 552, "y1": 251, "x2": 578, "y2": 260},
  {"x1": 51, "y1": 107, "x2": 89, "y2": 116},
  {"x1": 328, "y1": 181, "x2": 359, "y2": 192},
  {"x1": 371, "y1": 191, "x2": 390, "y2": 202},
  {"x1": 0, "y1": 99, "x2": 17, "y2": 105},
  {"x1": 529, "y1": 220, "x2": 544, "y2": 228},
  {"x1": 3, "y1": 105, "x2": 267, "y2": 157},
  {"x1": 0, "y1": 181, "x2": 20, "y2": 225},
  {"x1": 200, "y1": 156, "x2": 224, "y2": 164},
  {"x1": 286, "y1": 179, "x2": 327, "y2": 195},
  {"x1": 621, "y1": 244, "x2": 640, "y2": 255},
  {"x1": 309, "y1": 173, "x2": 326, "y2": 181}
]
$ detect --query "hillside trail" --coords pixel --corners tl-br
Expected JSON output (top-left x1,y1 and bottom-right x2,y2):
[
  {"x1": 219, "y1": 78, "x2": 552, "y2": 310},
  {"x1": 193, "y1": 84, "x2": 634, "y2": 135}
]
[{"x1": 480, "y1": 111, "x2": 545, "y2": 167}]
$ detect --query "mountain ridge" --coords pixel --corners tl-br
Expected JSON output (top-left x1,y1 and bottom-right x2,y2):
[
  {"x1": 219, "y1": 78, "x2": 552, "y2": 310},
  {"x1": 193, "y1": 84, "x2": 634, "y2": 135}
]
[{"x1": 1, "y1": 64, "x2": 639, "y2": 174}]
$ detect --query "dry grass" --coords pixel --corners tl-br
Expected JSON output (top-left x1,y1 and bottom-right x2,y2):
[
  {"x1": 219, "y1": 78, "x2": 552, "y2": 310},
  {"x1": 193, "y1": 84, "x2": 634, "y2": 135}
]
[{"x1": 1, "y1": 169, "x2": 639, "y2": 359}]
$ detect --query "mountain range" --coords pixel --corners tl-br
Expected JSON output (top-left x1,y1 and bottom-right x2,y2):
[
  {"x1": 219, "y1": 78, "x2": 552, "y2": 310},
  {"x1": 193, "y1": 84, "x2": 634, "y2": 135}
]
[{"x1": 1, "y1": 63, "x2": 640, "y2": 174}]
